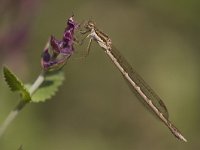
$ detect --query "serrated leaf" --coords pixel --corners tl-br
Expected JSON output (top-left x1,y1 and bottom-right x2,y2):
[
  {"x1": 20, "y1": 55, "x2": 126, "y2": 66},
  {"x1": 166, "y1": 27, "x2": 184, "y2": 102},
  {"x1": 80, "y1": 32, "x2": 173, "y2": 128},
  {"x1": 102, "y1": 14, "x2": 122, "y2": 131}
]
[
  {"x1": 31, "y1": 71, "x2": 65, "y2": 102},
  {"x1": 3, "y1": 66, "x2": 31, "y2": 101}
]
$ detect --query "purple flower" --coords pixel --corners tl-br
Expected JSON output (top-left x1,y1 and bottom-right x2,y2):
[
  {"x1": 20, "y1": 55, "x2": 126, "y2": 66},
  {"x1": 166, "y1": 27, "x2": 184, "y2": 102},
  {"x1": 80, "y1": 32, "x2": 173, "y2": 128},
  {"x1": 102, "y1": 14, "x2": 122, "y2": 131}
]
[{"x1": 41, "y1": 16, "x2": 78, "y2": 72}]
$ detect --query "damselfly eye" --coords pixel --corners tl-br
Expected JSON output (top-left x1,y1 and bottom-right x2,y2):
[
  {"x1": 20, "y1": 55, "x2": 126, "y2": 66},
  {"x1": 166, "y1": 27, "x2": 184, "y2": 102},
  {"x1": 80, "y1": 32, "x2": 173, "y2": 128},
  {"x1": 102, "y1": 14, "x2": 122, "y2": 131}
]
[{"x1": 86, "y1": 21, "x2": 95, "y2": 29}]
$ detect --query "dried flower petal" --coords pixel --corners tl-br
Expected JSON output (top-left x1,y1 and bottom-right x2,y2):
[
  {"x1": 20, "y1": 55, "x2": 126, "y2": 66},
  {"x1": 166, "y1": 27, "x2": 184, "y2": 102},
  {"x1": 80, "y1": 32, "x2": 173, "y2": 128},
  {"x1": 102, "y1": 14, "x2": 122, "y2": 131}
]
[
  {"x1": 50, "y1": 35, "x2": 61, "y2": 53},
  {"x1": 42, "y1": 49, "x2": 51, "y2": 62}
]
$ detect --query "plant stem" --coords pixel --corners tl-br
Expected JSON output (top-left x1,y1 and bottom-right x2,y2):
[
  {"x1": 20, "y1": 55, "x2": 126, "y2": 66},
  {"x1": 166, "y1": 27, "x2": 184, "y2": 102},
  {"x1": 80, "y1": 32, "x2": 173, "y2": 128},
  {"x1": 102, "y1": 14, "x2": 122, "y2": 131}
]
[
  {"x1": 0, "y1": 71, "x2": 45, "y2": 138},
  {"x1": 29, "y1": 71, "x2": 45, "y2": 95}
]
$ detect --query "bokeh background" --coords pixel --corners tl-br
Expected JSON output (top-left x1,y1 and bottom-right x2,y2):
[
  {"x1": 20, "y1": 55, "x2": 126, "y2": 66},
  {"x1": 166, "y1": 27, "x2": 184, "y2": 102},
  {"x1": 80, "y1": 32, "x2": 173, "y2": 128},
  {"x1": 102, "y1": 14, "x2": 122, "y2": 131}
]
[{"x1": 0, "y1": 0, "x2": 199, "y2": 149}]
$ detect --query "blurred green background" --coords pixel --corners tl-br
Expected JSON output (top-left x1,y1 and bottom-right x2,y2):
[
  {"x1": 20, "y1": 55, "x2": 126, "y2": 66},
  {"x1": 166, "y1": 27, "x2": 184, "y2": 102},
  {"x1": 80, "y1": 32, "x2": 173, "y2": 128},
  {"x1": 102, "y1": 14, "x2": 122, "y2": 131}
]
[{"x1": 0, "y1": 0, "x2": 199, "y2": 149}]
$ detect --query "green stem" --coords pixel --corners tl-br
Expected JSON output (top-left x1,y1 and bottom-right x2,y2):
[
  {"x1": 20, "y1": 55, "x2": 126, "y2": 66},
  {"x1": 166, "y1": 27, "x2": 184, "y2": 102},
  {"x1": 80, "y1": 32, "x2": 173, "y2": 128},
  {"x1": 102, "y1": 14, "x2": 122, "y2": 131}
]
[
  {"x1": 29, "y1": 71, "x2": 45, "y2": 95},
  {"x1": 0, "y1": 71, "x2": 45, "y2": 138}
]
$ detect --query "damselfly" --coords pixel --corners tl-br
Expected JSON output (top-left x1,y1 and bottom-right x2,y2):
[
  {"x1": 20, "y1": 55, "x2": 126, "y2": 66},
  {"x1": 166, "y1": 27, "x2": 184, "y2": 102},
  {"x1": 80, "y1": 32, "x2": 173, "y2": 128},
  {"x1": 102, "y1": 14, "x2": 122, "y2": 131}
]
[{"x1": 80, "y1": 21, "x2": 187, "y2": 142}]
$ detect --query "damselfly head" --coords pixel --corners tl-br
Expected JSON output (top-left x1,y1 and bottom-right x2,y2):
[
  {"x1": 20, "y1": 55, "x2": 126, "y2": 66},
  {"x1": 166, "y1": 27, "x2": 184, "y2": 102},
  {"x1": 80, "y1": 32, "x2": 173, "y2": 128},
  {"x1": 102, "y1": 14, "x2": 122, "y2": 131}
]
[{"x1": 85, "y1": 20, "x2": 95, "y2": 30}]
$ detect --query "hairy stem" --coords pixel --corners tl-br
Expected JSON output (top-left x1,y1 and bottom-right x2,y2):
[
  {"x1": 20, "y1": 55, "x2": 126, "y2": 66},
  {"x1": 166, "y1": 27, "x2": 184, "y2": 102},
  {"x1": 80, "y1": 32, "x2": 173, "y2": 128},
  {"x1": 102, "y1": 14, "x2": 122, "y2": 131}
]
[{"x1": 0, "y1": 71, "x2": 45, "y2": 138}]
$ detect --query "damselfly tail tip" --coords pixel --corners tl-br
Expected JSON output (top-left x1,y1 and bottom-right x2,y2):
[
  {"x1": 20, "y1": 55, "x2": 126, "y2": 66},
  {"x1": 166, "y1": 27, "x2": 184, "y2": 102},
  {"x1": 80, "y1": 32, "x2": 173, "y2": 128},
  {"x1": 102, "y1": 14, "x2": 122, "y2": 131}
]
[
  {"x1": 174, "y1": 130, "x2": 187, "y2": 142},
  {"x1": 179, "y1": 135, "x2": 187, "y2": 142}
]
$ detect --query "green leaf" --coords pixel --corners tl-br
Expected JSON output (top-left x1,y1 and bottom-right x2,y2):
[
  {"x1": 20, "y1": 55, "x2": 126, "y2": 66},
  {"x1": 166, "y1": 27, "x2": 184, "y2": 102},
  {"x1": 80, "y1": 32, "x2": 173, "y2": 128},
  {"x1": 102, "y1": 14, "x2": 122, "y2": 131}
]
[
  {"x1": 3, "y1": 66, "x2": 31, "y2": 102},
  {"x1": 31, "y1": 71, "x2": 65, "y2": 102}
]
